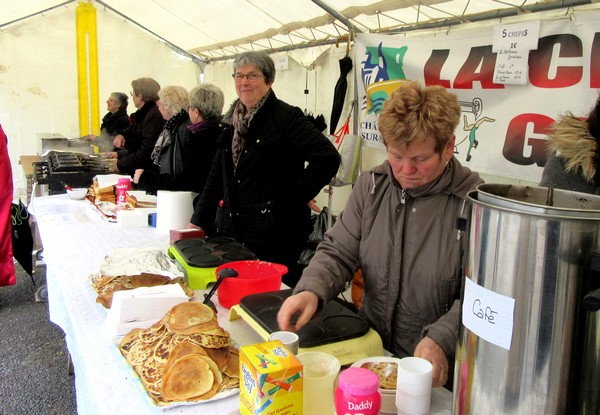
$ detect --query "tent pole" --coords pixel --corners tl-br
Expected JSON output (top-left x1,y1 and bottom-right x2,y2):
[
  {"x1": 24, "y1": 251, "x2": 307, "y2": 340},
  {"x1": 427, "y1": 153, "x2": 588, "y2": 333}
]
[
  {"x1": 311, "y1": 0, "x2": 361, "y2": 33},
  {"x1": 94, "y1": 0, "x2": 206, "y2": 66},
  {"x1": 0, "y1": 1, "x2": 76, "y2": 29},
  {"x1": 387, "y1": 0, "x2": 593, "y2": 34},
  {"x1": 203, "y1": 0, "x2": 593, "y2": 63}
]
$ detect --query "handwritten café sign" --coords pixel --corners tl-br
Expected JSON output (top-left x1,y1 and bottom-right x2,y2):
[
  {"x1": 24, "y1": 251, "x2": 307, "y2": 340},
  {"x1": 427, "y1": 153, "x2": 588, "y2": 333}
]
[{"x1": 462, "y1": 277, "x2": 515, "y2": 350}]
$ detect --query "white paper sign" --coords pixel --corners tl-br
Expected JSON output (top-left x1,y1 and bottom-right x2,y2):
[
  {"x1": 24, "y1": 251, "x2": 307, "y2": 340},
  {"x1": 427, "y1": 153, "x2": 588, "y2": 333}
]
[
  {"x1": 493, "y1": 50, "x2": 529, "y2": 85},
  {"x1": 492, "y1": 21, "x2": 540, "y2": 85},
  {"x1": 493, "y1": 21, "x2": 541, "y2": 52},
  {"x1": 462, "y1": 277, "x2": 515, "y2": 350},
  {"x1": 274, "y1": 54, "x2": 289, "y2": 71}
]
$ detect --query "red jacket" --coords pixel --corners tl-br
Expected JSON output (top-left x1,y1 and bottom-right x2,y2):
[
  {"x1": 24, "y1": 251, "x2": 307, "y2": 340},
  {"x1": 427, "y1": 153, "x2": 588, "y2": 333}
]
[{"x1": 0, "y1": 123, "x2": 15, "y2": 286}]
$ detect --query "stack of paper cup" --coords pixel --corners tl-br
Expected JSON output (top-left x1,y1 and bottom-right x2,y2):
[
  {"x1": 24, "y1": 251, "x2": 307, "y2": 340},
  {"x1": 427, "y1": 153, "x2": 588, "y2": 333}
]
[{"x1": 395, "y1": 357, "x2": 432, "y2": 415}]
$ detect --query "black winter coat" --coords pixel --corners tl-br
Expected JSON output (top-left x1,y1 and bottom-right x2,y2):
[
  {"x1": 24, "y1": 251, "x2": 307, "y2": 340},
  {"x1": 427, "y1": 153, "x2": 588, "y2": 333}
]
[
  {"x1": 138, "y1": 117, "x2": 221, "y2": 195},
  {"x1": 190, "y1": 91, "x2": 340, "y2": 270},
  {"x1": 155, "y1": 114, "x2": 191, "y2": 177},
  {"x1": 100, "y1": 108, "x2": 129, "y2": 137},
  {"x1": 117, "y1": 101, "x2": 165, "y2": 176}
]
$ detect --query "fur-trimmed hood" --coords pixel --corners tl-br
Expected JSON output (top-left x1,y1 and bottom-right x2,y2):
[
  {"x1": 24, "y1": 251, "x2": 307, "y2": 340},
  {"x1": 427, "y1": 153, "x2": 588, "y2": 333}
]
[{"x1": 547, "y1": 114, "x2": 598, "y2": 182}]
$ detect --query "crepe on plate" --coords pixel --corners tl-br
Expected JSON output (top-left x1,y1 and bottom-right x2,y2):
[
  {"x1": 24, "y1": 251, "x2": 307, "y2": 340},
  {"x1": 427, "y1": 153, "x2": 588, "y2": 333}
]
[
  {"x1": 91, "y1": 272, "x2": 194, "y2": 308},
  {"x1": 360, "y1": 361, "x2": 398, "y2": 390}
]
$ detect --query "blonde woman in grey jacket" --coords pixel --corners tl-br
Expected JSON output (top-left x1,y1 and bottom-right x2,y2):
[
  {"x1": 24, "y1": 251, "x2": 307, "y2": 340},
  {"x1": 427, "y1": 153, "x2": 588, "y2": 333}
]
[{"x1": 278, "y1": 81, "x2": 483, "y2": 388}]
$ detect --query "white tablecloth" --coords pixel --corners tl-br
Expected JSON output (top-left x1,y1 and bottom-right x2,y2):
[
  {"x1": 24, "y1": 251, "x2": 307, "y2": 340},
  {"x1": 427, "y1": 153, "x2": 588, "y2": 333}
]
[
  {"x1": 31, "y1": 195, "x2": 453, "y2": 415},
  {"x1": 30, "y1": 195, "x2": 262, "y2": 415}
]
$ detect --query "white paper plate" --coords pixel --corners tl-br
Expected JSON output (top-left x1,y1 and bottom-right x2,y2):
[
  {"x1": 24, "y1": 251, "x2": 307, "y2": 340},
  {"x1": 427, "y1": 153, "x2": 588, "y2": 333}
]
[
  {"x1": 351, "y1": 356, "x2": 402, "y2": 390},
  {"x1": 351, "y1": 356, "x2": 401, "y2": 414}
]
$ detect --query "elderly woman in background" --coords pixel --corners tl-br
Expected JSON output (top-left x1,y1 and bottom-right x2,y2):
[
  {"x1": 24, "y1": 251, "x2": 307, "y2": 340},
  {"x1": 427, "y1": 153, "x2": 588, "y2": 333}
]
[
  {"x1": 105, "y1": 77, "x2": 165, "y2": 176},
  {"x1": 89, "y1": 92, "x2": 130, "y2": 152},
  {"x1": 134, "y1": 84, "x2": 224, "y2": 195},
  {"x1": 189, "y1": 51, "x2": 340, "y2": 287},
  {"x1": 143, "y1": 85, "x2": 190, "y2": 178},
  {"x1": 101, "y1": 92, "x2": 130, "y2": 137},
  {"x1": 278, "y1": 81, "x2": 483, "y2": 388},
  {"x1": 540, "y1": 95, "x2": 600, "y2": 194}
]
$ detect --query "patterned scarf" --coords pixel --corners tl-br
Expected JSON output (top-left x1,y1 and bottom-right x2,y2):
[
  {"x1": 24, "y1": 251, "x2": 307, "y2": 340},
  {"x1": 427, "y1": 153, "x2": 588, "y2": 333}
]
[
  {"x1": 151, "y1": 109, "x2": 187, "y2": 166},
  {"x1": 231, "y1": 89, "x2": 271, "y2": 170}
]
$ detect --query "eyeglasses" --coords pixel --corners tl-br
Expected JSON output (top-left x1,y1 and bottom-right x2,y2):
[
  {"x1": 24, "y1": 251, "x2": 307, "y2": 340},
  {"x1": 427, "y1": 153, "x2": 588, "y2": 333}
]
[{"x1": 232, "y1": 73, "x2": 264, "y2": 82}]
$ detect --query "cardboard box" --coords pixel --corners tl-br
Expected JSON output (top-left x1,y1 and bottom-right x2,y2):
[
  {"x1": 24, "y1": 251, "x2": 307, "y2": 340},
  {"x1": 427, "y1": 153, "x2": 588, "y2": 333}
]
[
  {"x1": 240, "y1": 340, "x2": 303, "y2": 415},
  {"x1": 169, "y1": 228, "x2": 205, "y2": 245}
]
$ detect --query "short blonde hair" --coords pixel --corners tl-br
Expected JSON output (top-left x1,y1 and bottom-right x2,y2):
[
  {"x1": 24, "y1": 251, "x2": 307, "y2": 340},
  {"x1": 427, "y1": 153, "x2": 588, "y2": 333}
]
[
  {"x1": 378, "y1": 81, "x2": 460, "y2": 153},
  {"x1": 158, "y1": 85, "x2": 189, "y2": 117}
]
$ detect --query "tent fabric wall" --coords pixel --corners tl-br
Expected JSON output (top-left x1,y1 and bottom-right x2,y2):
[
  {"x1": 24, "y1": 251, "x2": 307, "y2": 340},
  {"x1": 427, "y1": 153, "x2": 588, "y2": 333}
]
[
  {"x1": 1, "y1": 3, "x2": 355, "y2": 200},
  {"x1": 1, "y1": 6, "x2": 201, "y2": 196}
]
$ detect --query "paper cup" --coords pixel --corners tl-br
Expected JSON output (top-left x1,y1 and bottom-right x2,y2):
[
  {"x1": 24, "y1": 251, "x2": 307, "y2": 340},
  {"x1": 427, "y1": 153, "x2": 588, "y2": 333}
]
[
  {"x1": 297, "y1": 352, "x2": 340, "y2": 415},
  {"x1": 269, "y1": 331, "x2": 300, "y2": 355},
  {"x1": 395, "y1": 357, "x2": 432, "y2": 415}
]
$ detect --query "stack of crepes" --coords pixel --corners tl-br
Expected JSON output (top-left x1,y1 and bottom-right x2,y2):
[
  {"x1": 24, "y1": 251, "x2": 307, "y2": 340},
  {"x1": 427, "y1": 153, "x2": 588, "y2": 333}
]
[
  {"x1": 118, "y1": 302, "x2": 239, "y2": 406},
  {"x1": 91, "y1": 273, "x2": 194, "y2": 308},
  {"x1": 125, "y1": 190, "x2": 157, "y2": 209},
  {"x1": 88, "y1": 177, "x2": 116, "y2": 203}
]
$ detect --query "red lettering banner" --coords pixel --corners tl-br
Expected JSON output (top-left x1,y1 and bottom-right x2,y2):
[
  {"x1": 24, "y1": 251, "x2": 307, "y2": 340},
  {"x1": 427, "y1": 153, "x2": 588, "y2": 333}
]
[{"x1": 356, "y1": 10, "x2": 600, "y2": 183}]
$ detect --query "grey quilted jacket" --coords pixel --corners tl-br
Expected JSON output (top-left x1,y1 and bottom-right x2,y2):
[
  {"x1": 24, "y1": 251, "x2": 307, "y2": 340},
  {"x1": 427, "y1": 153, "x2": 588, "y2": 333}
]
[{"x1": 294, "y1": 156, "x2": 483, "y2": 361}]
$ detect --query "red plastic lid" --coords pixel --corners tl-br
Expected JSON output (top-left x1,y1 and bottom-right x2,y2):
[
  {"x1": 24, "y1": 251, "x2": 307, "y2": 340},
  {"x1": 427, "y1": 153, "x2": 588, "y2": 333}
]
[{"x1": 338, "y1": 367, "x2": 379, "y2": 396}]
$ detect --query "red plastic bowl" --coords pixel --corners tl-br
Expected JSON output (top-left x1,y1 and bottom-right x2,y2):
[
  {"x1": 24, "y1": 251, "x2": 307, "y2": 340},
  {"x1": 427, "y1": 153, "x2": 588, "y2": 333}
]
[{"x1": 216, "y1": 260, "x2": 287, "y2": 308}]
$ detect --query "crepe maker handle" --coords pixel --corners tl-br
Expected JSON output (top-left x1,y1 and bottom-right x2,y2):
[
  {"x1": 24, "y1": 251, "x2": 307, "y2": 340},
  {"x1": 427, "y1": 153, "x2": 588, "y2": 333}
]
[{"x1": 203, "y1": 267, "x2": 239, "y2": 308}]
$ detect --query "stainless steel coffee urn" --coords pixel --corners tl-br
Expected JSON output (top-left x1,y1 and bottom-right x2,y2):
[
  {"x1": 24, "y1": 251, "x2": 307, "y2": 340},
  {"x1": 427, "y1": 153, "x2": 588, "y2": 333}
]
[{"x1": 453, "y1": 184, "x2": 600, "y2": 414}]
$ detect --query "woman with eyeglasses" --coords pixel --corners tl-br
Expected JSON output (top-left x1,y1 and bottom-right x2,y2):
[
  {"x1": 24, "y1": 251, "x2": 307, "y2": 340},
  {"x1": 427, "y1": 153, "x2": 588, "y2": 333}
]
[
  {"x1": 134, "y1": 84, "x2": 224, "y2": 196},
  {"x1": 189, "y1": 51, "x2": 340, "y2": 287},
  {"x1": 104, "y1": 77, "x2": 165, "y2": 175}
]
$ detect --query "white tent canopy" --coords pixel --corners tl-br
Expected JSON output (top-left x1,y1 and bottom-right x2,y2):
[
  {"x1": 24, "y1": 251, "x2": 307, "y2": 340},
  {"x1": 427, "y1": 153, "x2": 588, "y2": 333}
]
[
  {"x1": 2, "y1": 0, "x2": 592, "y2": 66},
  {"x1": 1, "y1": 0, "x2": 598, "y2": 205}
]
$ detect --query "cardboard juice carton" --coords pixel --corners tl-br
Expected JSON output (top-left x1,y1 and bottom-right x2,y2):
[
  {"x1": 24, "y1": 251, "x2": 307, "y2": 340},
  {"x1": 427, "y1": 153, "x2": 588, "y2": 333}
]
[{"x1": 240, "y1": 340, "x2": 303, "y2": 415}]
